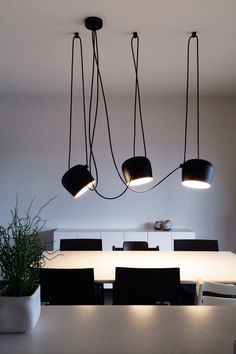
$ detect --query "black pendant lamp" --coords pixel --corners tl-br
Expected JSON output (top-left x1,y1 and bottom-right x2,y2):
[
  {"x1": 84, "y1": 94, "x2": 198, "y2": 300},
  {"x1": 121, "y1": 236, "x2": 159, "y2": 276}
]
[
  {"x1": 122, "y1": 32, "x2": 153, "y2": 187},
  {"x1": 181, "y1": 32, "x2": 213, "y2": 189},
  {"x1": 61, "y1": 33, "x2": 95, "y2": 198},
  {"x1": 182, "y1": 159, "x2": 213, "y2": 189},
  {"x1": 62, "y1": 164, "x2": 95, "y2": 198},
  {"x1": 122, "y1": 156, "x2": 153, "y2": 187}
]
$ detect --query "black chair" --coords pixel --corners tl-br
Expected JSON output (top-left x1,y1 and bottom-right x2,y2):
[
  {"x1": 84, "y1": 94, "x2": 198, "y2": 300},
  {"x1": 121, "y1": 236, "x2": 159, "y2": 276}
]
[
  {"x1": 39, "y1": 268, "x2": 97, "y2": 305},
  {"x1": 60, "y1": 238, "x2": 102, "y2": 251},
  {"x1": 174, "y1": 239, "x2": 219, "y2": 251},
  {"x1": 112, "y1": 246, "x2": 123, "y2": 251},
  {"x1": 113, "y1": 267, "x2": 182, "y2": 305},
  {"x1": 59, "y1": 238, "x2": 103, "y2": 304},
  {"x1": 60, "y1": 238, "x2": 104, "y2": 304},
  {"x1": 123, "y1": 241, "x2": 148, "y2": 250},
  {"x1": 112, "y1": 241, "x2": 159, "y2": 251},
  {"x1": 174, "y1": 239, "x2": 219, "y2": 304}
]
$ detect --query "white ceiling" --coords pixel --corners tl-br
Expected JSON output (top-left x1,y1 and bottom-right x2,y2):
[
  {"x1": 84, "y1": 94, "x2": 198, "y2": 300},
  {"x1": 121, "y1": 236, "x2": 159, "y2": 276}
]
[{"x1": 0, "y1": 0, "x2": 236, "y2": 97}]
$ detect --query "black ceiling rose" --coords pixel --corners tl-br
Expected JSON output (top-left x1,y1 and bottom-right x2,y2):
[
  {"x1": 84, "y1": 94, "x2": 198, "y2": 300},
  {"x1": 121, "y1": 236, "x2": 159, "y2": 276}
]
[{"x1": 85, "y1": 17, "x2": 103, "y2": 31}]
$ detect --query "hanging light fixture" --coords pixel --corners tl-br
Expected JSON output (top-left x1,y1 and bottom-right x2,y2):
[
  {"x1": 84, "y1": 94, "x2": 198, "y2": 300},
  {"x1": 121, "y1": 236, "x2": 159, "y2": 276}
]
[
  {"x1": 181, "y1": 32, "x2": 213, "y2": 189},
  {"x1": 61, "y1": 32, "x2": 95, "y2": 198},
  {"x1": 61, "y1": 21, "x2": 213, "y2": 199},
  {"x1": 122, "y1": 32, "x2": 153, "y2": 187}
]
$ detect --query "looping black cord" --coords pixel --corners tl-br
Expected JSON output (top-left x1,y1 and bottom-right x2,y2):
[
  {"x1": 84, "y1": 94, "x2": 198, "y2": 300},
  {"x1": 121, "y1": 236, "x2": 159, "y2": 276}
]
[
  {"x1": 89, "y1": 31, "x2": 181, "y2": 196},
  {"x1": 183, "y1": 32, "x2": 200, "y2": 163},
  {"x1": 68, "y1": 30, "x2": 184, "y2": 199},
  {"x1": 68, "y1": 35, "x2": 76, "y2": 170},
  {"x1": 131, "y1": 33, "x2": 147, "y2": 157},
  {"x1": 196, "y1": 35, "x2": 200, "y2": 159},
  {"x1": 128, "y1": 165, "x2": 182, "y2": 193},
  {"x1": 127, "y1": 32, "x2": 181, "y2": 194},
  {"x1": 88, "y1": 30, "x2": 99, "y2": 186},
  {"x1": 68, "y1": 33, "x2": 88, "y2": 170},
  {"x1": 78, "y1": 35, "x2": 88, "y2": 166},
  {"x1": 86, "y1": 29, "x2": 128, "y2": 199}
]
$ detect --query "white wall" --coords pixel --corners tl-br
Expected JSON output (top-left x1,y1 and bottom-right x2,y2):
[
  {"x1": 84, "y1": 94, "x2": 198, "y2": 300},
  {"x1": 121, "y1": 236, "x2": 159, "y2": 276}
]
[{"x1": 0, "y1": 96, "x2": 235, "y2": 251}]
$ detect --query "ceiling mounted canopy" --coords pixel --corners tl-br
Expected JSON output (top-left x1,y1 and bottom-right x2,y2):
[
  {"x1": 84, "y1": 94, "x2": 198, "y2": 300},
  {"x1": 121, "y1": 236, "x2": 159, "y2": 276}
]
[
  {"x1": 85, "y1": 16, "x2": 103, "y2": 31},
  {"x1": 61, "y1": 21, "x2": 213, "y2": 199}
]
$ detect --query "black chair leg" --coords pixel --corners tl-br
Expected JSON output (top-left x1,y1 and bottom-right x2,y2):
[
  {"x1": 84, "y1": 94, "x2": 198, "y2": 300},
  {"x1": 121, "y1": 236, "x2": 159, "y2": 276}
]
[
  {"x1": 180, "y1": 284, "x2": 196, "y2": 305},
  {"x1": 95, "y1": 283, "x2": 104, "y2": 305}
]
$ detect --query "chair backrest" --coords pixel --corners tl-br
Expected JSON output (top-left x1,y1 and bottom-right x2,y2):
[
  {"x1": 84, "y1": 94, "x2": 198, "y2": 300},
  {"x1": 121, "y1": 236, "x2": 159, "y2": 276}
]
[
  {"x1": 39, "y1": 268, "x2": 96, "y2": 305},
  {"x1": 123, "y1": 241, "x2": 148, "y2": 250},
  {"x1": 148, "y1": 246, "x2": 159, "y2": 251},
  {"x1": 112, "y1": 243, "x2": 159, "y2": 251},
  {"x1": 195, "y1": 279, "x2": 236, "y2": 305},
  {"x1": 112, "y1": 246, "x2": 123, "y2": 251},
  {"x1": 113, "y1": 267, "x2": 182, "y2": 305},
  {"x1": 174, "y1": 239, "x2": 219, "y2": 251},
  {"x1": 60, "y1": 238, "x2": 102, "y2": 251}
]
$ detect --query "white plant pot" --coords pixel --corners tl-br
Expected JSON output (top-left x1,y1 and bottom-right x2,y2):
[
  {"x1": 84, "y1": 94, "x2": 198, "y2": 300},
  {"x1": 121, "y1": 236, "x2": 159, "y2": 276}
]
[{"x1": 0, "y1": 285, "x2": 41, "y2": 333}]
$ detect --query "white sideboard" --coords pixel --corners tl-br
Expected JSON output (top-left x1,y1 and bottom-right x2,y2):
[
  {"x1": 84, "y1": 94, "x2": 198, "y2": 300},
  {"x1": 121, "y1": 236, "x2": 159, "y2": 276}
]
[{"x1": 53, "y1": 228, "x2": 195, "y2": 251}]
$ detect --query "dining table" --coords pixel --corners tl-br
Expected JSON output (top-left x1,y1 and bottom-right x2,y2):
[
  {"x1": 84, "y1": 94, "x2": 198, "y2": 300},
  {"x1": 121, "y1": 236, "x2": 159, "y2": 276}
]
[{"x1": 43, "y1": 250, "x2": 236, "y2": 283}]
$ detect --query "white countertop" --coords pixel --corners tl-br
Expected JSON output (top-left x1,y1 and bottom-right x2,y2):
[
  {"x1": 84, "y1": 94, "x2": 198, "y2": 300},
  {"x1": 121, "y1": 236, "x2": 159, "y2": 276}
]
[
  {"x1": 55, "y1": 227, "x2": 193, "y2": 233},
  {"x1": 1, "y1": 305, "x2": 236, "y2": 354}
]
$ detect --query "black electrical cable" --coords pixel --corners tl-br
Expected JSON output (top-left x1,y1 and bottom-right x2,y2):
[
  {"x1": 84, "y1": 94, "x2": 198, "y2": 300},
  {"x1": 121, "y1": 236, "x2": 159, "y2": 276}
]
[
  {"x1": 131, "y1": 35, "x2": 138, "y2": 157},
  {"x1": 67, "y1": 34, "x2": 76, "y2": 170},
  {"x1": 183, "y1": 32, "x2": 200, "y2": 163},
  {"x1": 78, "y1": 35, "x2": 88, "y2": 166},
  {"x1": 88, "y1": 30, "x2": 99, "y2": 185},
  {"x1": 71, "y1": 26, "x2": 183, "y2": 199},
  {"x1": 91, "y1": 30, "x2": 182, "y2": 196},
  {"x1": 67, "y1": 33, "x2": 89, "y2": 170},
  {"x1": 127, "y1": 165, "x2": 182, "y2": 193},
  {"x1": 196, "y1": 34, "x2": 200, "y2": 159},
  {"x1": 86, "y1": 29, "x2": 128, "y2": 199},
  {"x1": 92, "y1": 31, "x2": 127, "y2": 184},
  {"x1": 131, "y1": 33, "x2": 147, "y2": 158},
  {"x1": 126, "y1": 32, "x2": 182, "y2": 194}
]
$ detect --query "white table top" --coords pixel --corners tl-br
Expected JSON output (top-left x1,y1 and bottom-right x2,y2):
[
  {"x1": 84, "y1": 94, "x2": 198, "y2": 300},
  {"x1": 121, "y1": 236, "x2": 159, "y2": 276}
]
[
  {"x1": 43, "y1": 251, "x2": 236, "y2": 283},
  {"x1": 1, "y1": 305, "x2": 236, "y2": 354}
]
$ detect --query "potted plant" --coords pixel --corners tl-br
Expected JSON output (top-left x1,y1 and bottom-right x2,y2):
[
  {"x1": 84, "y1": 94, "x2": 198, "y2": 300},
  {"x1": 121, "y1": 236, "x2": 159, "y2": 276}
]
[{"x1": 0, "y1": 198, "x2": 52, "y2": 333}]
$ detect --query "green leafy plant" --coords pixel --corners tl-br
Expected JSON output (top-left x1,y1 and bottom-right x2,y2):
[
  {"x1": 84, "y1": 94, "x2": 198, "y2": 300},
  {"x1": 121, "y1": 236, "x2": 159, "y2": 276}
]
[{"x1": 0, "y1": 198, "x2": 54, "y2": 296}]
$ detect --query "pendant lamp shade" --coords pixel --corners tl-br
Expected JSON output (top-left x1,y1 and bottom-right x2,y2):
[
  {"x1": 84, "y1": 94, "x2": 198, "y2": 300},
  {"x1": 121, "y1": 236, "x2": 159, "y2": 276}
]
[
  {"x1": 182, "y1": 159, "x2": 213, "y2": 189},
  {"x1": 62, "y1": 165, "x2": 95, "y2": 198},
  {"x1": 122, "y1": 156, "x2": 153, "y2": 186}
]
